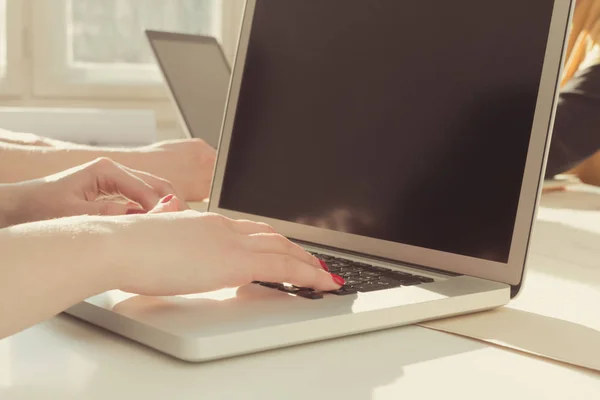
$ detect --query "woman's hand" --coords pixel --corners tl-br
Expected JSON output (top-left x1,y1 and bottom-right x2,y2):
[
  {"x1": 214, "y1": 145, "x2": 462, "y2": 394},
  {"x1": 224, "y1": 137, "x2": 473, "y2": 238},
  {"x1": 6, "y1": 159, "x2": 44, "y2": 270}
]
[
  {"x1": 138, "y1": 138, "x2": 217, "y2": 201},
  {"x1": 0, "y1": 129, "x2": 216, "y2": 201},
  {"x1": 110, "y1": 195, "x2": 344, "y2": 296},
  {"x1": 0, "y1": 194, "x2": 342, "y2": 338},
  {"x1": 0, "y1": 157, "x2": 185, "y2": 227}
]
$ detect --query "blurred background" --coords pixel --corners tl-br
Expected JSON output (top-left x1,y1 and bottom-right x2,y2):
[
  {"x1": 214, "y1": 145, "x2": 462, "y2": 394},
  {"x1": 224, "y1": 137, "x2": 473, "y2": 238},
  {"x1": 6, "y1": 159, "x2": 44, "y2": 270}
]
[{"x1": 0, "y1": 0, "x2": 243, "y2": 141}]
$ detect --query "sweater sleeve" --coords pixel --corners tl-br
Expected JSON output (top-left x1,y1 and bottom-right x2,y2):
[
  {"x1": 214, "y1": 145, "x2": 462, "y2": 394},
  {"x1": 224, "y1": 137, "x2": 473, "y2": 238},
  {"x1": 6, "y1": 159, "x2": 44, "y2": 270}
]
[{"x1": 545, "y1": 63, "x2": 600, "y2": 178}]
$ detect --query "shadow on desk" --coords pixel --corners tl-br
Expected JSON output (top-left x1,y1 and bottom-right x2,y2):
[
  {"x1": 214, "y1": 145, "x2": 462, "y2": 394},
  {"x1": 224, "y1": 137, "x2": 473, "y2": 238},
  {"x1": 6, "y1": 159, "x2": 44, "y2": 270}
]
[
  {"x1": 423, "y1": 308, "x2": 600, "y2": 372},
  {"x1": 4, "y1": 314, "x2": 487, "y2": 399}
]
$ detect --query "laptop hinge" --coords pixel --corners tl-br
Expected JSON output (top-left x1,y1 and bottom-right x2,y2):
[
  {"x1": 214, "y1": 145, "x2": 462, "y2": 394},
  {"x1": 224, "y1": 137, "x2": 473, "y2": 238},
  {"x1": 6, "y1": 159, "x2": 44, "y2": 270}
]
[{"x1": 291, "y1": 238, "x2": 460, "y2": 277}]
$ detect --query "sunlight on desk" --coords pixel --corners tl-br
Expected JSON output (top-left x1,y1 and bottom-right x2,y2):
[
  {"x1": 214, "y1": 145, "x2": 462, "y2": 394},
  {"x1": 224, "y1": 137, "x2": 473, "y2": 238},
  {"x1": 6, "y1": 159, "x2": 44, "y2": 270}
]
[
  {"x1": 422, "y1": 185, "x2": 600, "y2": 371},
  {"x1": 0, "y1": 338, "x2": 11, "y2": 388}
]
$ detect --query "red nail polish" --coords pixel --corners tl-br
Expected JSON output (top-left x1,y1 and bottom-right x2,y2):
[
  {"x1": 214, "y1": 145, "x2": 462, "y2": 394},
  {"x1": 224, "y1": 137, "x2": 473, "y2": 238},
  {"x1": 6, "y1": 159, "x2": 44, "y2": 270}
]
[
  {"x1": 161, "y1": 194, "x2": 174, "y2": 204},
  {"x1": 331, "y1": 273, "x2": 345, "y2": 286},
  {"x1": 319, "y1": 260, "x2": 330, "y2": 272}
]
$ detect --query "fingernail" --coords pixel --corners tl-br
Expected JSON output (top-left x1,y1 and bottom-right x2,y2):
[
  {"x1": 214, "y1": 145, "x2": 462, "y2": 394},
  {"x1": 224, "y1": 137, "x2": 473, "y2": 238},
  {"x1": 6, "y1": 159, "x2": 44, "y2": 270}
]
[
  {"x1": 319, "y1": 260, "x2": 330, "y2": 272},
  {"x1": 331, "y1": 273, "x2": 345, "y2": 286},
  {"x1": 161, "y1": 194, "x2": 175, "y2": 204}
]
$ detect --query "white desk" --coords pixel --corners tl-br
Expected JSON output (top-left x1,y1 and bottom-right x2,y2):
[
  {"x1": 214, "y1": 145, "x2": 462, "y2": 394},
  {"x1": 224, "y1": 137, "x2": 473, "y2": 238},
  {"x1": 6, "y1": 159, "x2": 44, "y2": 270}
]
[{"x1": 2, "y1": 189, "x2": 600, "y2": 399}]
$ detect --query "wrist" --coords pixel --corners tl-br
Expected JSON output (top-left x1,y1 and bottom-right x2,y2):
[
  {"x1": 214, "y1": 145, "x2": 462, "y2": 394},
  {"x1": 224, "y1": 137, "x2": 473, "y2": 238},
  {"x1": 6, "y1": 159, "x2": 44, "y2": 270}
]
[
  {"x1": 40, "y1": 216, "x2": 125, "y2": 293},
  {"x1": 92, "y1": 216, "x2": 142, "y2": 293},
  {"x1": 6, "y1": 216, "x2": 122, "y2": 298},
  {"x1": 98, "y1": 146, "x2": 155, "y2": 169},
  {"x1": 76, "y1": 217, "x2": 126, "y2": 293},
  {"x1": 0, "y1": 183, "x2": 30, "y2": 228}
]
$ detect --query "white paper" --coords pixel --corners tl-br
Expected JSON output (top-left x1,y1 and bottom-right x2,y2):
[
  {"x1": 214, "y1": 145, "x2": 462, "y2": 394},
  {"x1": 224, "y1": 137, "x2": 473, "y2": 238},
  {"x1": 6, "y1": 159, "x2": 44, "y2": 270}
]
[
  {"x1": 0, "y1": 107, "x2": 157, "y2": 146},
  {"x1": 421, "y1": 186, "x2": 600, "y2": 371}
]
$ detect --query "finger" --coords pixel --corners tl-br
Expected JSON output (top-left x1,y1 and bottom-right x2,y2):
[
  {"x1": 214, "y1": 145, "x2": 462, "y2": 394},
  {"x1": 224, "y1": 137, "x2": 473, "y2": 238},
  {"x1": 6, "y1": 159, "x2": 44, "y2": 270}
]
[
  {"x1": 248, "y1": 254, "x2": 344, "y2": 292},
  {"x1": 149, "y1": 194, "x2": 181, "y2": 214},
  {"x1": 91, "y1": 158, "x2": 163, "y2": 210},
  {"x1": 230, "y1": 219, "x2": 277, "y2": 234},
  {"x1": 82, "y1": 200, "x2": 131, "y2": 216},
  {"x1": 128, "y1": 169, "x2": 189, "y2": 210},
  {"x1": 242, "y1": 233, "x2": 323, "y2": 269}
]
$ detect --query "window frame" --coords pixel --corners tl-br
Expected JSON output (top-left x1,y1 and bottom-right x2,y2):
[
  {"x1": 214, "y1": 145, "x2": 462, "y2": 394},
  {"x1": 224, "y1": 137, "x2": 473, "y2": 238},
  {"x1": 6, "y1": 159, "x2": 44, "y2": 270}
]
[
  {"x1": 29, "y1": 0, "x2": 241, "y2": 100},
  {"x1": 0, "y1": 0, "x2": 25, "y2": 97}
]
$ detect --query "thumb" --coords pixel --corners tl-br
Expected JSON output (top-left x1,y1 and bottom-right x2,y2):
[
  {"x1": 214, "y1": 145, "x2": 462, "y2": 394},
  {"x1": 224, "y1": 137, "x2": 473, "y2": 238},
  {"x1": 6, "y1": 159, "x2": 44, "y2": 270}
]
[{"x1": 149, "y1": 194, "x2": 181, "y2": 214}]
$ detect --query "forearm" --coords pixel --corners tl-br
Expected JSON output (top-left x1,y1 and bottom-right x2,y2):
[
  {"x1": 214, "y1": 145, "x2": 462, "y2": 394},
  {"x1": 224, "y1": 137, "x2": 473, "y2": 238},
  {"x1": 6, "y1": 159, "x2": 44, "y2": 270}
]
[
  {"x1": 0, "y1": 141, "x2": 158, "y2": 183},
  {"x1": 0, "y1": 128, "x2": 49, "y2": 146},
  {"x1": 0, "y1": 128, "x2": 98, "y2": 148},
  {"x1": 0, "y1": 217, "x2": 119, "y2": 338},
  {"x1": 0, "y1": 183, "x2": 23, "y2": 228}
]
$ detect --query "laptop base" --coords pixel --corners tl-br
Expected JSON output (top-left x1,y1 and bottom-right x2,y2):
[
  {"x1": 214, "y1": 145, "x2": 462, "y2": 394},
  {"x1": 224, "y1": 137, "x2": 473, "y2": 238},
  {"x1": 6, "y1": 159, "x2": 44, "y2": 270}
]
[{"x1": 65, "y1": 275, "x2": 508, "y2": 362}]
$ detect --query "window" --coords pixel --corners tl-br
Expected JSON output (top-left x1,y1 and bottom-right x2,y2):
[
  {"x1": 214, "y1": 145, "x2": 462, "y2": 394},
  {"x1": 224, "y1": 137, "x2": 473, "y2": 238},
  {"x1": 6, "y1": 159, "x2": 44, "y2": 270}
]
[
  {"x1": 70, "y1": 0, "x2": 217, "y2": 68},
  {"x1": 0, "y1": 0, "x2": 243, "y2": 133},
  {"x1": 31, "y1": 0, "x2": 243, "y2": 98},
  {"x1": 0, "y1": 0, "x2": 244, "y2": 133},
  {"x1": 0, "y1": 0, "x2": 24, "y2": 96},
  {"x1": 0, "y1": 0, "x2": 6, "y2": 80}
]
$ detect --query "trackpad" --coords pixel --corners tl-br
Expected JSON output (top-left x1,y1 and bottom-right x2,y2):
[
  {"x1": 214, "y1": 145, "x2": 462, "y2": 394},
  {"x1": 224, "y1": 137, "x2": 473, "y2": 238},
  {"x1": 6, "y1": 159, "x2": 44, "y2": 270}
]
[{"x1": 107, "y1": 284, "x2": 358, "y2": 337}]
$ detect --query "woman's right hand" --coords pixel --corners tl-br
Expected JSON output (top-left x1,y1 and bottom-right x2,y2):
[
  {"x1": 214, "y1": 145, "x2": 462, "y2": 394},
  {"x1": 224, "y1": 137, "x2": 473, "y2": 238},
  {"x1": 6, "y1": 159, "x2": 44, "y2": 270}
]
[{"x1": 108, "y1": 195, "x2": 344, "y2": 295}]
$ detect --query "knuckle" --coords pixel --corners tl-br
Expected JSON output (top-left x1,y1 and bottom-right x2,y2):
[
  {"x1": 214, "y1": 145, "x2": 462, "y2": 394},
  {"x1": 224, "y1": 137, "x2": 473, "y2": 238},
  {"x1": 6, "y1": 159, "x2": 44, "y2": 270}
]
[
  {"x1": 92, "y1": 157, "x2": 115, "y2": 169},
  {"x1": 202, "y1": 212, "x2": 230, "y2": 227},
  {"x1": 157, "y1": 176, "x2": 174, "y2": 187},
  {"x1": 259, "y1": 222, "x2": 276, "y2": 233},
  {"x1": 271, "y1": 234, "x2": 292, "y2": 249},
  {"x1": 154, "y1": 176, "x2": 175, "y2": 190}
]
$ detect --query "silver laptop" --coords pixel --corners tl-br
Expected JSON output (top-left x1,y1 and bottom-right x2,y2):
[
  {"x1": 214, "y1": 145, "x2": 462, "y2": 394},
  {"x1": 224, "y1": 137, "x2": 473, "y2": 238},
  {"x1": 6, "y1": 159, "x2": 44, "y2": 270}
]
[
  {"x1": 66, "y1": 0, "x2": 573, "y2": 362},
  {"x1": 146, "y1": 30, "x2": 231, "y2": 148}
]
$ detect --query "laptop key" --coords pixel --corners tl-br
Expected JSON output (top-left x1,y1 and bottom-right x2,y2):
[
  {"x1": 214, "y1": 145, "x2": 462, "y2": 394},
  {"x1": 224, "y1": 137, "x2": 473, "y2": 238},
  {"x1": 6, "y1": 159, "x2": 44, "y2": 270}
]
[
  {"x1": 359, "y1": 271, "x2": 381, "y2": 278},
  {"x1": 389, "y1": 271, "x2": 414, "y2": 278},
  {"x1": 399, "y1": 280, "x2": 422, "y2": 286},
  {"x1": 295, "y1": 287, "x2": 314, "y2": 292},
  {"x1": 358, "y1": 285, "x2": 385, "y2": 292},
  {"x1": 259, "y1": 282, "x2": 282, "y2": 289},
  {"x1": 328, "y1": 287, "x2": 358, "y2": 296},
  {"x1": 344, "y1": 279, "x2": 364, "y2": 286},
  {"x1": 306, "y1": 252, "x2": 434, "y2": 294},
  {"x1": 370, "y1": 266, "x2": 394, "y2": 273},
  {"x1": 296, "y1": 291, "x2": 324, "y2": 300},
  {"x1": 278, "y1": 285, "x2": 301, "y2": 293}
]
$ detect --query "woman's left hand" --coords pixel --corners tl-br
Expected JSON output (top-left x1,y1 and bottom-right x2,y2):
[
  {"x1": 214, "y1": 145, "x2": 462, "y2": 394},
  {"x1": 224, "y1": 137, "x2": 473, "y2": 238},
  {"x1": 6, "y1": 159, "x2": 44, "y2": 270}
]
[
  {"x1": 1, "y1": 157, "x2": 185, "y2": 227},
  {"x1": 138, "y1": 138, "x2": 217, "y2": 201}
]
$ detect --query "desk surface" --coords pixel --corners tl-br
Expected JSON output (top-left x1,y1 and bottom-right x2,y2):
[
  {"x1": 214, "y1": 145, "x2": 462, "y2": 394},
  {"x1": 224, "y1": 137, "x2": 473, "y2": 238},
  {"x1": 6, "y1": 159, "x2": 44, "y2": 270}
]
[{"x1": 2, "y1": 188, "x2": 600, "y2": 399}]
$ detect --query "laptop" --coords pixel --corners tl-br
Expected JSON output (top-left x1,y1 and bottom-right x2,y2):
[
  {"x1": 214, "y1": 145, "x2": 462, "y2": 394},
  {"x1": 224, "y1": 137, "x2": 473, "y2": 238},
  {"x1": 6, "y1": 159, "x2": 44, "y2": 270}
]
[
  {"x1": 66, "y1": 0, "x2": 574, "y2": 362},
  {"x1": 146, "y1": 30, "x2": 231, "y2": 149}
]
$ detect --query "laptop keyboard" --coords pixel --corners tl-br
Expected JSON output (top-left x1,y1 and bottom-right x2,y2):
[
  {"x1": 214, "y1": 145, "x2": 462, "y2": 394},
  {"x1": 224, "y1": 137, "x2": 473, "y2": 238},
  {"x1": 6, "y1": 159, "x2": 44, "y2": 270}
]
[{"x1": 253, "y1": 252, "x2": 435, "y2": 300}]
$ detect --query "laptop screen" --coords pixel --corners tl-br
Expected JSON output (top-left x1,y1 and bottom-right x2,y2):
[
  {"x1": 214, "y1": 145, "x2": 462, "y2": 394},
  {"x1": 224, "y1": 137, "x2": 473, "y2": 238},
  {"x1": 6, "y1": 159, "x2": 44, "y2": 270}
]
[
  {"x1": 148, "y1": 33, "x2": 230, "y2": 149},
  {"x1": 219, "y1": 0, "x2": 556, "y2": 263}
]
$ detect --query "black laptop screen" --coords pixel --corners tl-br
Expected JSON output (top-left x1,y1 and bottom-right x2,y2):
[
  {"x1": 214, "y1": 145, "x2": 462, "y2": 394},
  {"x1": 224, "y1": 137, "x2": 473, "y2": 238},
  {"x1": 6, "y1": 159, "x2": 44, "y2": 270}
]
[{"x1": 218, "y1": 0, "x2": 557, "y2": 263}]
